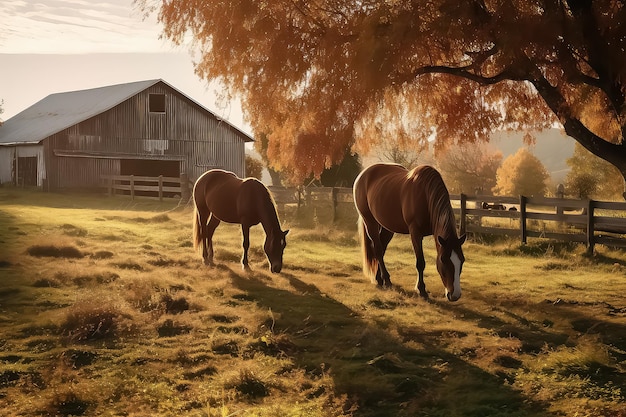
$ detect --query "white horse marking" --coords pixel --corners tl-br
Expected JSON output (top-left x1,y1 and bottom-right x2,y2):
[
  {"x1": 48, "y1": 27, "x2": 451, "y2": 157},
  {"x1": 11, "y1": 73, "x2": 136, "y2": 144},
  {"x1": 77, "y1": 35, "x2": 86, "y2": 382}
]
[{"x1": 446, "y1": 250, "x2": 462, "y2": 300}]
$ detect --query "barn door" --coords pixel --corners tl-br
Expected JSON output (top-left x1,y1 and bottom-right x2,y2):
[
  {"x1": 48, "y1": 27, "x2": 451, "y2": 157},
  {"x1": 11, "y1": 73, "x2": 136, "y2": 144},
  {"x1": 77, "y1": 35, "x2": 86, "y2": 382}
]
[{"x1": 18, "y1": 156, "x2": 38, "y2": 187}]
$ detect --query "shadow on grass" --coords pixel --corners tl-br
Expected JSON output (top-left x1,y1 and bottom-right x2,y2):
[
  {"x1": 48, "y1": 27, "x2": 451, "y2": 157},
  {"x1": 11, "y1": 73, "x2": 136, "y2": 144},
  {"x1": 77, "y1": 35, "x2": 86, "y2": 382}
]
[
  {"x1": 462, "y1": 290, "x2": 626, "y2": 395},
  {"x1": 228, "y1": 269, "x2": 553, "y2": 417}
]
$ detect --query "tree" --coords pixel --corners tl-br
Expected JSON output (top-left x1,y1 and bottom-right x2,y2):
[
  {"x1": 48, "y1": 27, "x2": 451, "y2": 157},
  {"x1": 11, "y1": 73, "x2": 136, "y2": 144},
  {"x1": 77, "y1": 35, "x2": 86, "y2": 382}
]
[
  {"x1": 436, "y1": 143, "x2": 502, "y2": 195},
  {"x1": 254, "y1": 133, "x2": 283, "y2": 186},
  {"x1": 317, "y1": 151, "x2": 362, "y2": 187},
  {"x1": 565, "y1": 143, "x2": 623, "y2": 199},
  {"x1": 493, "y1": 148, "x2": 549, "y2": 197},
  {"x1": 245, "y1": 155, "x2": 264, "y2": 180},
  {"x1": 141, "y1": 1, "x2": 626, "y2": 190}
]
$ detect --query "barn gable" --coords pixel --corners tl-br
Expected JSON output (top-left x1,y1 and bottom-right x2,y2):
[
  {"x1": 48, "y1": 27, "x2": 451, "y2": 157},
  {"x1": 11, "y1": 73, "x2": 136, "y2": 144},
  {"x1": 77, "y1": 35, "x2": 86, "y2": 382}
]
[{"x1": 0, "y1": 79, "x2": 252, "y2": 190}]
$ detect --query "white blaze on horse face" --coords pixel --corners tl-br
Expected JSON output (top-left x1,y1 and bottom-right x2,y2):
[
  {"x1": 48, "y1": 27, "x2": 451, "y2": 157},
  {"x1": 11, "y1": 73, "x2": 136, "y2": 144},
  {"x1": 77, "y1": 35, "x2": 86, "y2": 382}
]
[{"x1": 446, "y1": 250, "x2": 462, "y2": 300}]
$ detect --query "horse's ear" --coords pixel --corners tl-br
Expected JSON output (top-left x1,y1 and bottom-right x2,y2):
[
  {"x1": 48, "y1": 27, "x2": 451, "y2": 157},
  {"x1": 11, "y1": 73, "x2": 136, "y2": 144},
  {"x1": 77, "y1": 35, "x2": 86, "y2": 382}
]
[
  {"x1": 459, "y1": 234, "x2": 466, "y2": 245},
  {"x1": 283, "y1": 230, "x2": 290, "y2": 236},
  {"x1": 437, "y1": 235, "x2": 446, "y2": 246}
]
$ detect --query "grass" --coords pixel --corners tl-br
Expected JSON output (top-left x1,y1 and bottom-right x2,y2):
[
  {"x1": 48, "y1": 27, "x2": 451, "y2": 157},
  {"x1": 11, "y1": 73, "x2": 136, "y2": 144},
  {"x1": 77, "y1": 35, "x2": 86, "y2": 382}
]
[{"x1": 0, "y1": 188, "x2": 625, "y2": 416}]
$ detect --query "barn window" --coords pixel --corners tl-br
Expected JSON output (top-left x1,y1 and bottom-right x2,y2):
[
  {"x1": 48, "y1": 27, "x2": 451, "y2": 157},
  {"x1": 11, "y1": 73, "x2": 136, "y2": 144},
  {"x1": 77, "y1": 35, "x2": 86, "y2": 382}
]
[{"x1": 149, "y1": 94, "x2": 166, "y2": 113}]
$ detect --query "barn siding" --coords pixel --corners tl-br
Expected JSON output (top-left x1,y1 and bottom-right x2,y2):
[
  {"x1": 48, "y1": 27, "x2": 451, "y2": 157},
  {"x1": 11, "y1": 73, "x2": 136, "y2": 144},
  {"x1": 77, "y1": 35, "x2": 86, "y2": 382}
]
[{"x1": 43, "y1": 81, "x2": 247, "y2": 191}]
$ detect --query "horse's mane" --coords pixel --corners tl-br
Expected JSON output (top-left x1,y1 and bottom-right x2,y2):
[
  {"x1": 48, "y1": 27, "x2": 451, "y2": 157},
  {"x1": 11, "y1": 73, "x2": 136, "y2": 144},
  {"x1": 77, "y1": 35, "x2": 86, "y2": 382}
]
[
  {"x1": 411, "y1": 166, "x2": 457, "y2": 239},
  {"x1": 252, "y1": 179, "x2": 281, "y2": 230}
]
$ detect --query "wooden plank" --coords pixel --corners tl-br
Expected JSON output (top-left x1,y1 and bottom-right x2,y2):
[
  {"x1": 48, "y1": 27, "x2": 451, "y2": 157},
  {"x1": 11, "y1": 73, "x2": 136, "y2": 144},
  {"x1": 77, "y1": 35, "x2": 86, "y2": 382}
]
[
  {"x1": 595, "y1": 235, "x2": 626, "y2": 247},
  {"x1": 466, "y1": 208, "x2": 520, "y2": 219},
  {"x1": 525, "y1": 212, "x2": 587, "y2": 224},
  {"x1": 526, "y1": 196, "x2": 589, "y2": 209},
  {"x1": 457, "y1": 194, "x2": 520, "y2": 205},
  {"x1": 101, "y1": 174, "x2": 180, "y2": 183},
  {"x1": 111, "y1": 185, "x2": 181, "y2": 193},
  {"x1": 595, "y1": 201, "x2": 626, "y2": 210}
]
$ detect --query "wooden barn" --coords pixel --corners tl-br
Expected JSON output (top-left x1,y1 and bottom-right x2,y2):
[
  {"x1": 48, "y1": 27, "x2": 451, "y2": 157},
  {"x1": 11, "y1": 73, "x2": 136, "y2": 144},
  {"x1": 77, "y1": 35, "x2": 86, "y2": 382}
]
[{"x1": 0, "y1": 79, "x2": 253, "y2": 192}]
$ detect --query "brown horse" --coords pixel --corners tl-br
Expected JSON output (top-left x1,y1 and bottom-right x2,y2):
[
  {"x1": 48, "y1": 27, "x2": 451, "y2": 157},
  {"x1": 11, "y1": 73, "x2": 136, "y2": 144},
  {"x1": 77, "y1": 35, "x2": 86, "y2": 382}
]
[
  {"x1": 353, "y1": 163, "x2": 466, "y2": 301},
  {"x1": 192, "y1": 169, "x2": 288, "y2": 273}
]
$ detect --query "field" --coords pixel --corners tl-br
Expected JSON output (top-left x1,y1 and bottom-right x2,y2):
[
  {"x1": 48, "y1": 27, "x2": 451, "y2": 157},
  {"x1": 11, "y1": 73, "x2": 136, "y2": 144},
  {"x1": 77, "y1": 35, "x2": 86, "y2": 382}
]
[{"x1": 1, "y1": 188, "x2": 625, "y2": 416}]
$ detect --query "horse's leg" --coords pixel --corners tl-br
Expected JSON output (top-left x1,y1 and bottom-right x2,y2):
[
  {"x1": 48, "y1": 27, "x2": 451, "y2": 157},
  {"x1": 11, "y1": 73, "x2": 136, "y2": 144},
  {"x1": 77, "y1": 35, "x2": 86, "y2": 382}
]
[
  {"x1": 409, "y1": 230, "x2": 428, "y2": 298},
  {"x1": 204, "y1": 214, "x2": 220, "y2": 266},
  {"x1": 241, "y1": 224, "x2": 251, "y2": 271},
  {"x1": 363, "y1": 217, "x2": 392, "y2": 287},
  {"x1": 378, "y1": 228, "x2": 394, "y2": 287}
]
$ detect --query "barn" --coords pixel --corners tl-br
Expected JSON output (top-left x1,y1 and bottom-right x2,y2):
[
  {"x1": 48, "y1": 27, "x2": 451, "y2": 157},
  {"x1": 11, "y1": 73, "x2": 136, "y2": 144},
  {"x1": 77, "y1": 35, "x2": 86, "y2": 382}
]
[{"x1": 0, "y1": 79, "x2": 253, "y2": 192}]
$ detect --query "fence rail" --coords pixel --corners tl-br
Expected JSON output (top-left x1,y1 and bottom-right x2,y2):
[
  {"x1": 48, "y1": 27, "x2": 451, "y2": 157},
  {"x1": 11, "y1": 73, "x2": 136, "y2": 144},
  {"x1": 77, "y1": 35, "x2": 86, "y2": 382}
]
[
  {"x1": 269, "y1": 186, "x2": 626, "y2": 250},
  {"x1": 101, "y1": 174, "x2": 191, "y2": 201}
]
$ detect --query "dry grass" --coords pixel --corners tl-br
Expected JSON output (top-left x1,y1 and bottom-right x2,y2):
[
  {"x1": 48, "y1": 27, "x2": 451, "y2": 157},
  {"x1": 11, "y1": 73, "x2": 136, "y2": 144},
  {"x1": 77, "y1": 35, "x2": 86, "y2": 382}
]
[{"x1": 0, "y1": 188, "x2": 625, "y2": 416}]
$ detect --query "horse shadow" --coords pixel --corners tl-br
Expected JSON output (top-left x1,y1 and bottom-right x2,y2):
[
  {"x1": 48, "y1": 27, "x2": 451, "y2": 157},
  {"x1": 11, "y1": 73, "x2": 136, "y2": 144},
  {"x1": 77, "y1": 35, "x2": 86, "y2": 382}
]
[
  {"x1": 227, "y1": 268, "x2": 555, "y2": 416},
  {"x1": 454, "y1": 289, "x2": 626, "y2": 392}
]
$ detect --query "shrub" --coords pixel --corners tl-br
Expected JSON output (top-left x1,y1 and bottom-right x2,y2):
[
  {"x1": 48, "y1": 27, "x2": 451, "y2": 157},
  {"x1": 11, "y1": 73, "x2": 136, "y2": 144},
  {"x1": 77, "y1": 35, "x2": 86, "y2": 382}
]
[
  {"x1": 27, "y1": 245, "x2": 83, "y2": 259},
  {"x1": 61, "y1": 301, "x2": 120, "y2": 342}
]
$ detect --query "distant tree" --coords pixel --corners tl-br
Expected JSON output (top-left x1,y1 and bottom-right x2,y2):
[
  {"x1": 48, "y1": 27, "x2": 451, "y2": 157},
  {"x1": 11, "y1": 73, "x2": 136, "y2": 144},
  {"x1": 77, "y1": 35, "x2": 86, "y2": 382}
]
[
  {"x1": 493, "y1": 149, "x2": 549, "y2": 197},
  {"x1": 436, "y1": 143, "x2": 502, "y2": 195},
  {"x1": 245, "y1": 155, "x2": 263, "y2": 180},
  {"x1": 315, "y1": 151, "x2": 362, "y2": 187},
  {"x1": 374, "y1": 140, "x2": 425, "y2": 169},
  {"x1": 565, "y1": 143, "x2": 623, "y2": 199}
]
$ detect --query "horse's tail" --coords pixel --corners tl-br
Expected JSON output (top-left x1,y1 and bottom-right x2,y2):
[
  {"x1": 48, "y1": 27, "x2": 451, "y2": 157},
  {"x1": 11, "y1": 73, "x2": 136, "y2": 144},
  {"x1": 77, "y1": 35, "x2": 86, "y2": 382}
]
[
  {"x1": 192, "y1": 202, "x2": 203, "y2": 252},
  {"x1": 358, "y1": 216, "x2": 377, "y2": 282}
]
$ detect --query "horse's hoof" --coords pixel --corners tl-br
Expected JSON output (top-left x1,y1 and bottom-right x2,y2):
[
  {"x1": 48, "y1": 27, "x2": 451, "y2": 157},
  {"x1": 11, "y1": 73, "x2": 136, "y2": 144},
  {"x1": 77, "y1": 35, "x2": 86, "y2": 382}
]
[
  {"x1": 419, "y1": 291, "x2": 429, "y2": 299},
  {"x1": 203, "y1": 259, "x2": 213, "y2": 266},
  {"x1": 242, "y1": 264, "x2": 251, "y2": 272}
]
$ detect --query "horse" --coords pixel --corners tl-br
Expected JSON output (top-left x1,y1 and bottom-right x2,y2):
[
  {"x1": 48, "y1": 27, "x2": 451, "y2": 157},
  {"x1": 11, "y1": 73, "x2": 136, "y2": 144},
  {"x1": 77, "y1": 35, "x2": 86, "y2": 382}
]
[
  {"x1": 353, "y1": 163, "x2": 466, "y2": 301},
  {"x1": 192, "y1": 169, "x2": 289, "y2": 273}
]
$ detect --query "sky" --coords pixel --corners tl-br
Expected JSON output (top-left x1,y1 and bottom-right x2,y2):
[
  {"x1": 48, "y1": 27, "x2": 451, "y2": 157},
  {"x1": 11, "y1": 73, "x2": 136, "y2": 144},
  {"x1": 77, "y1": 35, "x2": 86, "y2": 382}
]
[{"x1": 0, "y1": 0, "x2": 250, "y2": 135}]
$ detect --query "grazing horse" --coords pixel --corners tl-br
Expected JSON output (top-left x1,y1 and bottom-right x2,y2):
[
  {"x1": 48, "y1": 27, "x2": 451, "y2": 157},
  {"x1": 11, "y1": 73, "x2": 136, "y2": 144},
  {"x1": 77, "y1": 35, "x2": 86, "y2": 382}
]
[
  {"x1": 353, "y1": 163, "x2": 466, "y2": 301},
  {"x1": 192, "y1": 169, "x2": 289, "y2": 273}
]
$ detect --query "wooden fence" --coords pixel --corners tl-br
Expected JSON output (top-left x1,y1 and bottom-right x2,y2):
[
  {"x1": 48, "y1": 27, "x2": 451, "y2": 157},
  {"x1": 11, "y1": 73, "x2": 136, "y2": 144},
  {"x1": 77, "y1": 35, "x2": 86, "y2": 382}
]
[
  {"x1": 454, "y1": 194, "x2": 626, "y2": 251},
  {"x1": 268, "y1": 186, "x2": 355, "y2": 223},
  {"x1": 269, "y1": 186, "x2": 626, "y2": 250},
  {"x1": 101, "y1": 174, "x2": 191, "y2": 201}
]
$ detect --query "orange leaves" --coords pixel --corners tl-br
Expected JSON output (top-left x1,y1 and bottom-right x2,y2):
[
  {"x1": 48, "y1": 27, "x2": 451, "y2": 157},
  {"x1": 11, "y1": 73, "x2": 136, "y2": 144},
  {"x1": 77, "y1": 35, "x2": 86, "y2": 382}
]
[
  {"x1": 140, "y1": 0, "x2": 626, "y2": 185},
  {"x1": 493, "y1": 148, "x2": 549, "y2": 197}
]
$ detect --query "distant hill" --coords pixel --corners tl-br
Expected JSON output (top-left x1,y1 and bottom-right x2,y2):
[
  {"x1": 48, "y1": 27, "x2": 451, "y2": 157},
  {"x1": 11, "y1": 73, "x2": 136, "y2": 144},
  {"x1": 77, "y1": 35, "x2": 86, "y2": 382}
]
[{"x1": 490, "y1": 128, "x2": 576, "y2": 182}]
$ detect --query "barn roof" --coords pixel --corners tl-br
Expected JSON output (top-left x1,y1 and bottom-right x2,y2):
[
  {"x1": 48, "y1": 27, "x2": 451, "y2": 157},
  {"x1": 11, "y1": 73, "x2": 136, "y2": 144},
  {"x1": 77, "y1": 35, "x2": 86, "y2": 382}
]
[{"x1": 0, "y1": 79, "x2": 253, "y2": 145}]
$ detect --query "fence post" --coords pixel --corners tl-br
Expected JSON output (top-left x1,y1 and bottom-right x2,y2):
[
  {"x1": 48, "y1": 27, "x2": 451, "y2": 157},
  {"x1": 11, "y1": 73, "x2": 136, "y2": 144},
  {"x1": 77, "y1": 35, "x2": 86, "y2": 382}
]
[
  {"x1": 158, "y1": 175, "x2": 163, "y2": 202},
  {"x1": 332, "y1": 187, "x2": 338, "y2": 223},
  {"x1": 520, "y1": 195, "x2": 527, "y2": 244},
  {"x1": 586, "y1": 199, "x2": 595, "y2": 253},
  {"x1": 460, "y1": 193, "x2": 467, "y2": 236},
  {"x1": 180, "y1": 173, "x2": 191, "y2": 202},
  {"x1": 130, "y1": 175, "x2": 135, "y2": 200}
]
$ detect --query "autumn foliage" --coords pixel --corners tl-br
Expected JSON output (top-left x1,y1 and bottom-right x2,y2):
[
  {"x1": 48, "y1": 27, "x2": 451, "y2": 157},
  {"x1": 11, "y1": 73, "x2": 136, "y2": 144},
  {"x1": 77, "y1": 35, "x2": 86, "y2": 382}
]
[
  {"x1": 493, "y1": 148, "x2": 549, "y2": 197},
  {"x1": 139, "y1": 0, "x2": 626, "y2": 187}
]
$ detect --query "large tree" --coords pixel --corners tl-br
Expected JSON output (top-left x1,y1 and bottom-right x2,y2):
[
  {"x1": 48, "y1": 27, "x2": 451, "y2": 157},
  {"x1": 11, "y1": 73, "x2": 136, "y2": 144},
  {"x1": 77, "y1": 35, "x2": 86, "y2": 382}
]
[{"x1": 140, "y1": 0, "x2": 626, "y2": 190}]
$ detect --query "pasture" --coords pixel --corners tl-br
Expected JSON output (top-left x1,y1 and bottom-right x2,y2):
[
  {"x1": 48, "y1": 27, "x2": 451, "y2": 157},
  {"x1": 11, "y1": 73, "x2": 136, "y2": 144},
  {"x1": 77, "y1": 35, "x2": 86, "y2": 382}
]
[{"x1": 0, "y1": 189, "x2": 625, "y2": 416}]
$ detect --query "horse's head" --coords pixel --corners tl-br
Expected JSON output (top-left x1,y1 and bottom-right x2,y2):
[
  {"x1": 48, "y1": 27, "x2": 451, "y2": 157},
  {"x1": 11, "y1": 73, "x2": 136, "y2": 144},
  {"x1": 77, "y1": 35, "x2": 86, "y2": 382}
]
[
  {"x1": 436, "y1": 234, "x2": 466, "y2": 301},
  {"x1": 264, "y1": 229, "x2": 289, "y2": 273}
]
